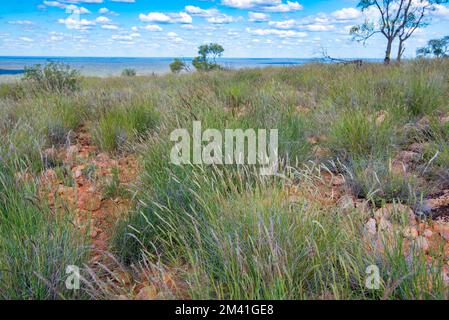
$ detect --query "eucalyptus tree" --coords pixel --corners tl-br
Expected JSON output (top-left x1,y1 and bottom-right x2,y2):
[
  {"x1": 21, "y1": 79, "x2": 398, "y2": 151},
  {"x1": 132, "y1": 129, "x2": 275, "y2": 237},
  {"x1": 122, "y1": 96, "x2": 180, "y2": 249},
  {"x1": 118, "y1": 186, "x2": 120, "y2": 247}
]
[
  {"x1": 417, "y1": 36, "x2": 449, "y2": 57},
  {"x1": 351, "y1": 0, "x2": 448, "y2": 64}
]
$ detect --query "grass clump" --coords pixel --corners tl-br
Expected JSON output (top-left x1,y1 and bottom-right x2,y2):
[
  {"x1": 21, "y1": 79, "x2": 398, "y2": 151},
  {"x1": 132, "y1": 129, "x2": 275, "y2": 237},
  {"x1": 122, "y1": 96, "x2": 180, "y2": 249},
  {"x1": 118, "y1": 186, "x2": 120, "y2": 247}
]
[
  {"x1": 0, "y1": 159, "x2": 87, "y2": 299},
  {"x1": 92, "y1": 103, "x2": 159, "y2": 152}
]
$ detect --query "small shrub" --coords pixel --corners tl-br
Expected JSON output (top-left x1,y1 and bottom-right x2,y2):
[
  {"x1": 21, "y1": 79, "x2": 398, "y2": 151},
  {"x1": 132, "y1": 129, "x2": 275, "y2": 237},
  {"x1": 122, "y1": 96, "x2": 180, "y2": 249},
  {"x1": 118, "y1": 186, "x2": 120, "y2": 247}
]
[
  {"x1": 23, "y1": 62, "x2": 80, "y2": 93},
  {"x1": 169, "y1": 59, "x2": 186, "y2": 74},
  {"x1": 121, "y1": 68, "x2": 137, "y2": 77}
]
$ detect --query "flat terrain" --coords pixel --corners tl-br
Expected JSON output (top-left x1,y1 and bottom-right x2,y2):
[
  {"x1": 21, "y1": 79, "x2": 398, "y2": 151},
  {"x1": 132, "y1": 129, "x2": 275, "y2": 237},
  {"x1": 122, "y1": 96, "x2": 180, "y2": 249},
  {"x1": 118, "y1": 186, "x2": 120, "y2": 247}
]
[{"x1": 0, "y1": 60, "x2": 448, "y2": 299}]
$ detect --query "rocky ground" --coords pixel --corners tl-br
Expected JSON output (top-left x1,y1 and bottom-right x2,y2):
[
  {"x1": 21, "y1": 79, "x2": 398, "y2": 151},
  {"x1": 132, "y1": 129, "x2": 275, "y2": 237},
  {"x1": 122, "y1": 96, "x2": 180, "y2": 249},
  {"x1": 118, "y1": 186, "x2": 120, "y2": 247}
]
[{"x1": 36, "y1": 113, "x2": 449, "y2": 298}]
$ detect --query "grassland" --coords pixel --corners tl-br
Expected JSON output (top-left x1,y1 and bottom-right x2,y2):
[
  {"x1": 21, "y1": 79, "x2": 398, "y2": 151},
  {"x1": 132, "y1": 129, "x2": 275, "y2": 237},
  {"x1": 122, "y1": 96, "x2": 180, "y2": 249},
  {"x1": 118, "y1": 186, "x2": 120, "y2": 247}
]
[{"x1": 0, "y1": 59, "x2": 448, "y2": 300}]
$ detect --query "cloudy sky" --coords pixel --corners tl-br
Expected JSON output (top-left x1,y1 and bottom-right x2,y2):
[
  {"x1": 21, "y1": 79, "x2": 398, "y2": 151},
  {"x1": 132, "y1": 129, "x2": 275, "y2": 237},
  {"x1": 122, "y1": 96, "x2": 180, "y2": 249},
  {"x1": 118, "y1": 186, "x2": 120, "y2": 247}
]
[{"x1": 1, "y1": 0, "x2": 448, "y2": 58}]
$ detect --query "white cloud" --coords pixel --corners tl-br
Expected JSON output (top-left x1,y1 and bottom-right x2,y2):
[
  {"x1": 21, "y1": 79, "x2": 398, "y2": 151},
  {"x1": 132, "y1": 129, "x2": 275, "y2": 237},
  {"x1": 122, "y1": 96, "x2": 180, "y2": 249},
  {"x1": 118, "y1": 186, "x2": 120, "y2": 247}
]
[
  {"x1": 141, "y1": 24, "x2": 163, "y2": 31},
  {"x1": 248, "y1": 12, "x2": 270, "y2": 22},
  {"x1": 246, "y1": 27, "x2": 307, "y2": 38},
  {"x1": 207, "y1": 14, "x2": 236, "y2": 24},
  {"x1": 331, "y1": 8, "x2": 362, "y2": 20},
  {"x1": 139, "y1": 12, "x2": 192, "y2": 24},
  {"x1": 222, "y1": 0, "x2": 302, "y2": 12},
  {"x1": 101, "y1": 24, "x2": 119, "y2": 30},
  {"x1": 96, "y1": 16, "x2": 111, "y2": 23},
  {"x1": 8, "y1": 20, "x2": 34, "y2": 25},
  {"x1": 185, "y1": 5, "x2": 220, "y2": 17},
  {"x1": 268, "y1": 19, "x2": 296, "y2": 29},
  {"x1": 43, "y1": 1, "x2": 91, "y2": 14},
  {"x1": 432, "y1": 4, "x2": 449, "y2": 19},
  {"x1": 19, "y1": 37, "x2": 34, "y2": 42},
  {"x1": 58, "y1": 17, "x2": 96, "y2": 30}
]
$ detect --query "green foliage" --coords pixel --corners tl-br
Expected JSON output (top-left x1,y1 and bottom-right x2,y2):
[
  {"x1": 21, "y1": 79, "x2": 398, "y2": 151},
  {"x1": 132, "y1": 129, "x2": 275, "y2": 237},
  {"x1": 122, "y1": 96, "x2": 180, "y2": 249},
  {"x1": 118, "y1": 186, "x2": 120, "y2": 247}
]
[
  {"x1": 23, "y1": 62, "x2": 80, "y2": 93},
  {"x1": 103, "y1": 166, "x2": 129, "y2": 199},
  {"x1": 327, "y1": 110, "x2": 394, "y2": 159},
  {"x1": 92, "y1": 103, "x2": 159, "y2": 152},
  {"x1": 404, "y1": 76, "x2": 445, "y2": 116},
  {"x1": 121, "y1": 68, "x2": 137, "y2": 77},
  {"x1": 0, "y1": 158, "x2": 86, "y2": 299},
  {"x1": 169, "y1": 58, "x2": 186, "y2": 74},
  {"x1": 192, "y1": 43, "x2": 224, "y2": 71},
  {"x1": 417, "y1": 36, "x2": 449, "y2": 58}
]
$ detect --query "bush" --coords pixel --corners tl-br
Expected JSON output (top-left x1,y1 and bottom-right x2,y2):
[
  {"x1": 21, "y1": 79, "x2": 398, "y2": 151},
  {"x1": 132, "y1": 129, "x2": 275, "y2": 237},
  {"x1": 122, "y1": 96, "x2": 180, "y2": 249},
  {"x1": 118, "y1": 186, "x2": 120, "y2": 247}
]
[
  {"x1": 169, "y1": 59, "x2": 186, "y2": 74},
  {"x1": 23, "y1": 62, "x2": 80, "y2": 93},
  {"x1": 121, "y1": 68, "x2": 137, "y2": 77}
]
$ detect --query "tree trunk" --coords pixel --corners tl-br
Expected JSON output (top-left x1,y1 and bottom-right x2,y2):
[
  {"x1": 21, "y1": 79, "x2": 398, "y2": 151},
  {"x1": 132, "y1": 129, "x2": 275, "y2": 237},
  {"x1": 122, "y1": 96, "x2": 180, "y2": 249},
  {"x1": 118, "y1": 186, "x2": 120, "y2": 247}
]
[
  {"x1": 384, "y1": 38, "x2": 393, "y2": 65},
  {"x1": 397, "y1": 39, "x2": 405, "y2": 63}
]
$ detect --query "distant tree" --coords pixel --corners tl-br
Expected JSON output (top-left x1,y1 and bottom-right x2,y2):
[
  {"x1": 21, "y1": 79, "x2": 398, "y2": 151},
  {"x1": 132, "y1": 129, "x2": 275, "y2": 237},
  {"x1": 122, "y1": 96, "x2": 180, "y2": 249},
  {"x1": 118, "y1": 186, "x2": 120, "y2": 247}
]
[
  {"x1": 192, "y1": 43, "x2": 224, "y2": 71},
  {"x1": 122, "y1": 68, "x2": 136, "y2": 77},
  {"x1": 350, "y1": 0, "x2": 448, "y2": 64},
  {"x1": 417, "y1": 36, "x2": 449, "y2": 58},
  {"x1": 169, "y1": 58, "x2": 186, "y2": 74}
]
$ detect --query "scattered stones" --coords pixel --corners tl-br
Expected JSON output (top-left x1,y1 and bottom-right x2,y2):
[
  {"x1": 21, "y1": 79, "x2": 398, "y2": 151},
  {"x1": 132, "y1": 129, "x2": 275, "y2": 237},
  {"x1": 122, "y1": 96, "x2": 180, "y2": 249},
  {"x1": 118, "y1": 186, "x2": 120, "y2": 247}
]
[{"x1": 375, "y1": 203, "x2": 416, "y2": 225}]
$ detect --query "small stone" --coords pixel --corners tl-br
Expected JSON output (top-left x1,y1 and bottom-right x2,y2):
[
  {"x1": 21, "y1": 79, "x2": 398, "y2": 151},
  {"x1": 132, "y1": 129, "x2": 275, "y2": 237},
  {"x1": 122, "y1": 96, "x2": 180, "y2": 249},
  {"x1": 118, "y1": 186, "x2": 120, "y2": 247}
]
[
  {"x1": 90, "y1": 227, "x2": 98, "y2": 238},
  {"x1": 332, "y1": 175, "x2": 345, "y2": 187},
  {"x1": 378, "y1": 217, "x2": 393, "y2": 233},
  {"x1": 375, "y1": 203, "x2": 416, "y2": 225},
  {"x1": 74, "y1": 170, "x2": 83, "y2": 179},
  {"x1": 135, "y1": 285, "x2": 158, "y2": 300},
  {"x1": 78, "y1": 192, "x2": 102, "y2": 211},
  {"x1": 433, "y1": 223, "x2": 449, "y2": 241},
  {"x1": 403, "y1": 226, "x2": 418, "y2": 239},
  {"x1": 440, "y1": 115, "x2": 449, "y2": 125},
  {"x1": 306, "y1": 136, "x2": 319, "y2": 145},
  {"x1": 365, "y1": 218, "x2": 377, "y2": 236},
  {"x1": 338, "y1": 195, "x2": 355, "y2": 210},
  {"x1": 423, "y1": 229, "x2": 433, "y2": 238},
  {"x1": 415, "y1": 236, "x2": 429, "y2": 252},
  {"x1": 375, "y1": 110, "x2": 388, "y2": 126}
]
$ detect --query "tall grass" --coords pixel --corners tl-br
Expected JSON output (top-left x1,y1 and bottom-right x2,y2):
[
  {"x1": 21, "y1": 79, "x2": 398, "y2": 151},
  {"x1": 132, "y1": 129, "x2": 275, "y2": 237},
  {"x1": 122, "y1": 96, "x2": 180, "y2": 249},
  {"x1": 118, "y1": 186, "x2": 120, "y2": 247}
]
[
  {"x1": 1, "y1": 59, "x2": 448, "y2": 299},
  {"x1": 0, "y1": 157, "x2": 87, "y2": 299}
]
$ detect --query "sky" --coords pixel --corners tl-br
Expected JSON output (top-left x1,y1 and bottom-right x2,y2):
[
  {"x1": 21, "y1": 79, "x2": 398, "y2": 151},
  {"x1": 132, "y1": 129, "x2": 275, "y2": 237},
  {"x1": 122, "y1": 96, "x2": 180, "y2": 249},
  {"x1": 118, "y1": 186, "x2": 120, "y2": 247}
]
[{"x1": 0, "y1": 0, "x2": 448, "y2": 58}]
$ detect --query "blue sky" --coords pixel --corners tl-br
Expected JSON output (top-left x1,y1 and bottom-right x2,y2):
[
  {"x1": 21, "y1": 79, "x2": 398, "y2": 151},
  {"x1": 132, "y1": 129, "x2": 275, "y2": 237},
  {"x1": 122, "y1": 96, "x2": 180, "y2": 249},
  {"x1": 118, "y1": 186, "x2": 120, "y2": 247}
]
[{"x1": 0, "y1": 0, "x2": 448, "y2": 58}]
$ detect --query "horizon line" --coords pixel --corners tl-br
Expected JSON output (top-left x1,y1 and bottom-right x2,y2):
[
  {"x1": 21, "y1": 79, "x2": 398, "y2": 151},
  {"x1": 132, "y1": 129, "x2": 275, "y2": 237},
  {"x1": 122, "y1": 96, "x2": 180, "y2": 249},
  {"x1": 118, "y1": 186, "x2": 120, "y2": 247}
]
[{"x1": 0, "y1": 55, "x2": 384, "y2": 60}]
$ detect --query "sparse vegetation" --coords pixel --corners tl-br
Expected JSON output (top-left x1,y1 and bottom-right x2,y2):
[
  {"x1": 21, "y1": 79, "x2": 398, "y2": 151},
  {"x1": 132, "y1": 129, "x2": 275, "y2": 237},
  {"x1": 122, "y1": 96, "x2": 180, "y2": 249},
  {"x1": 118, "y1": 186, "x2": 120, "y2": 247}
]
[
  {"x1": 1, "y1": 59, "x2": 448, "y2": 300},
  {"x1": 23, "y1": 62, "x2": 80, "y2": 93}
]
